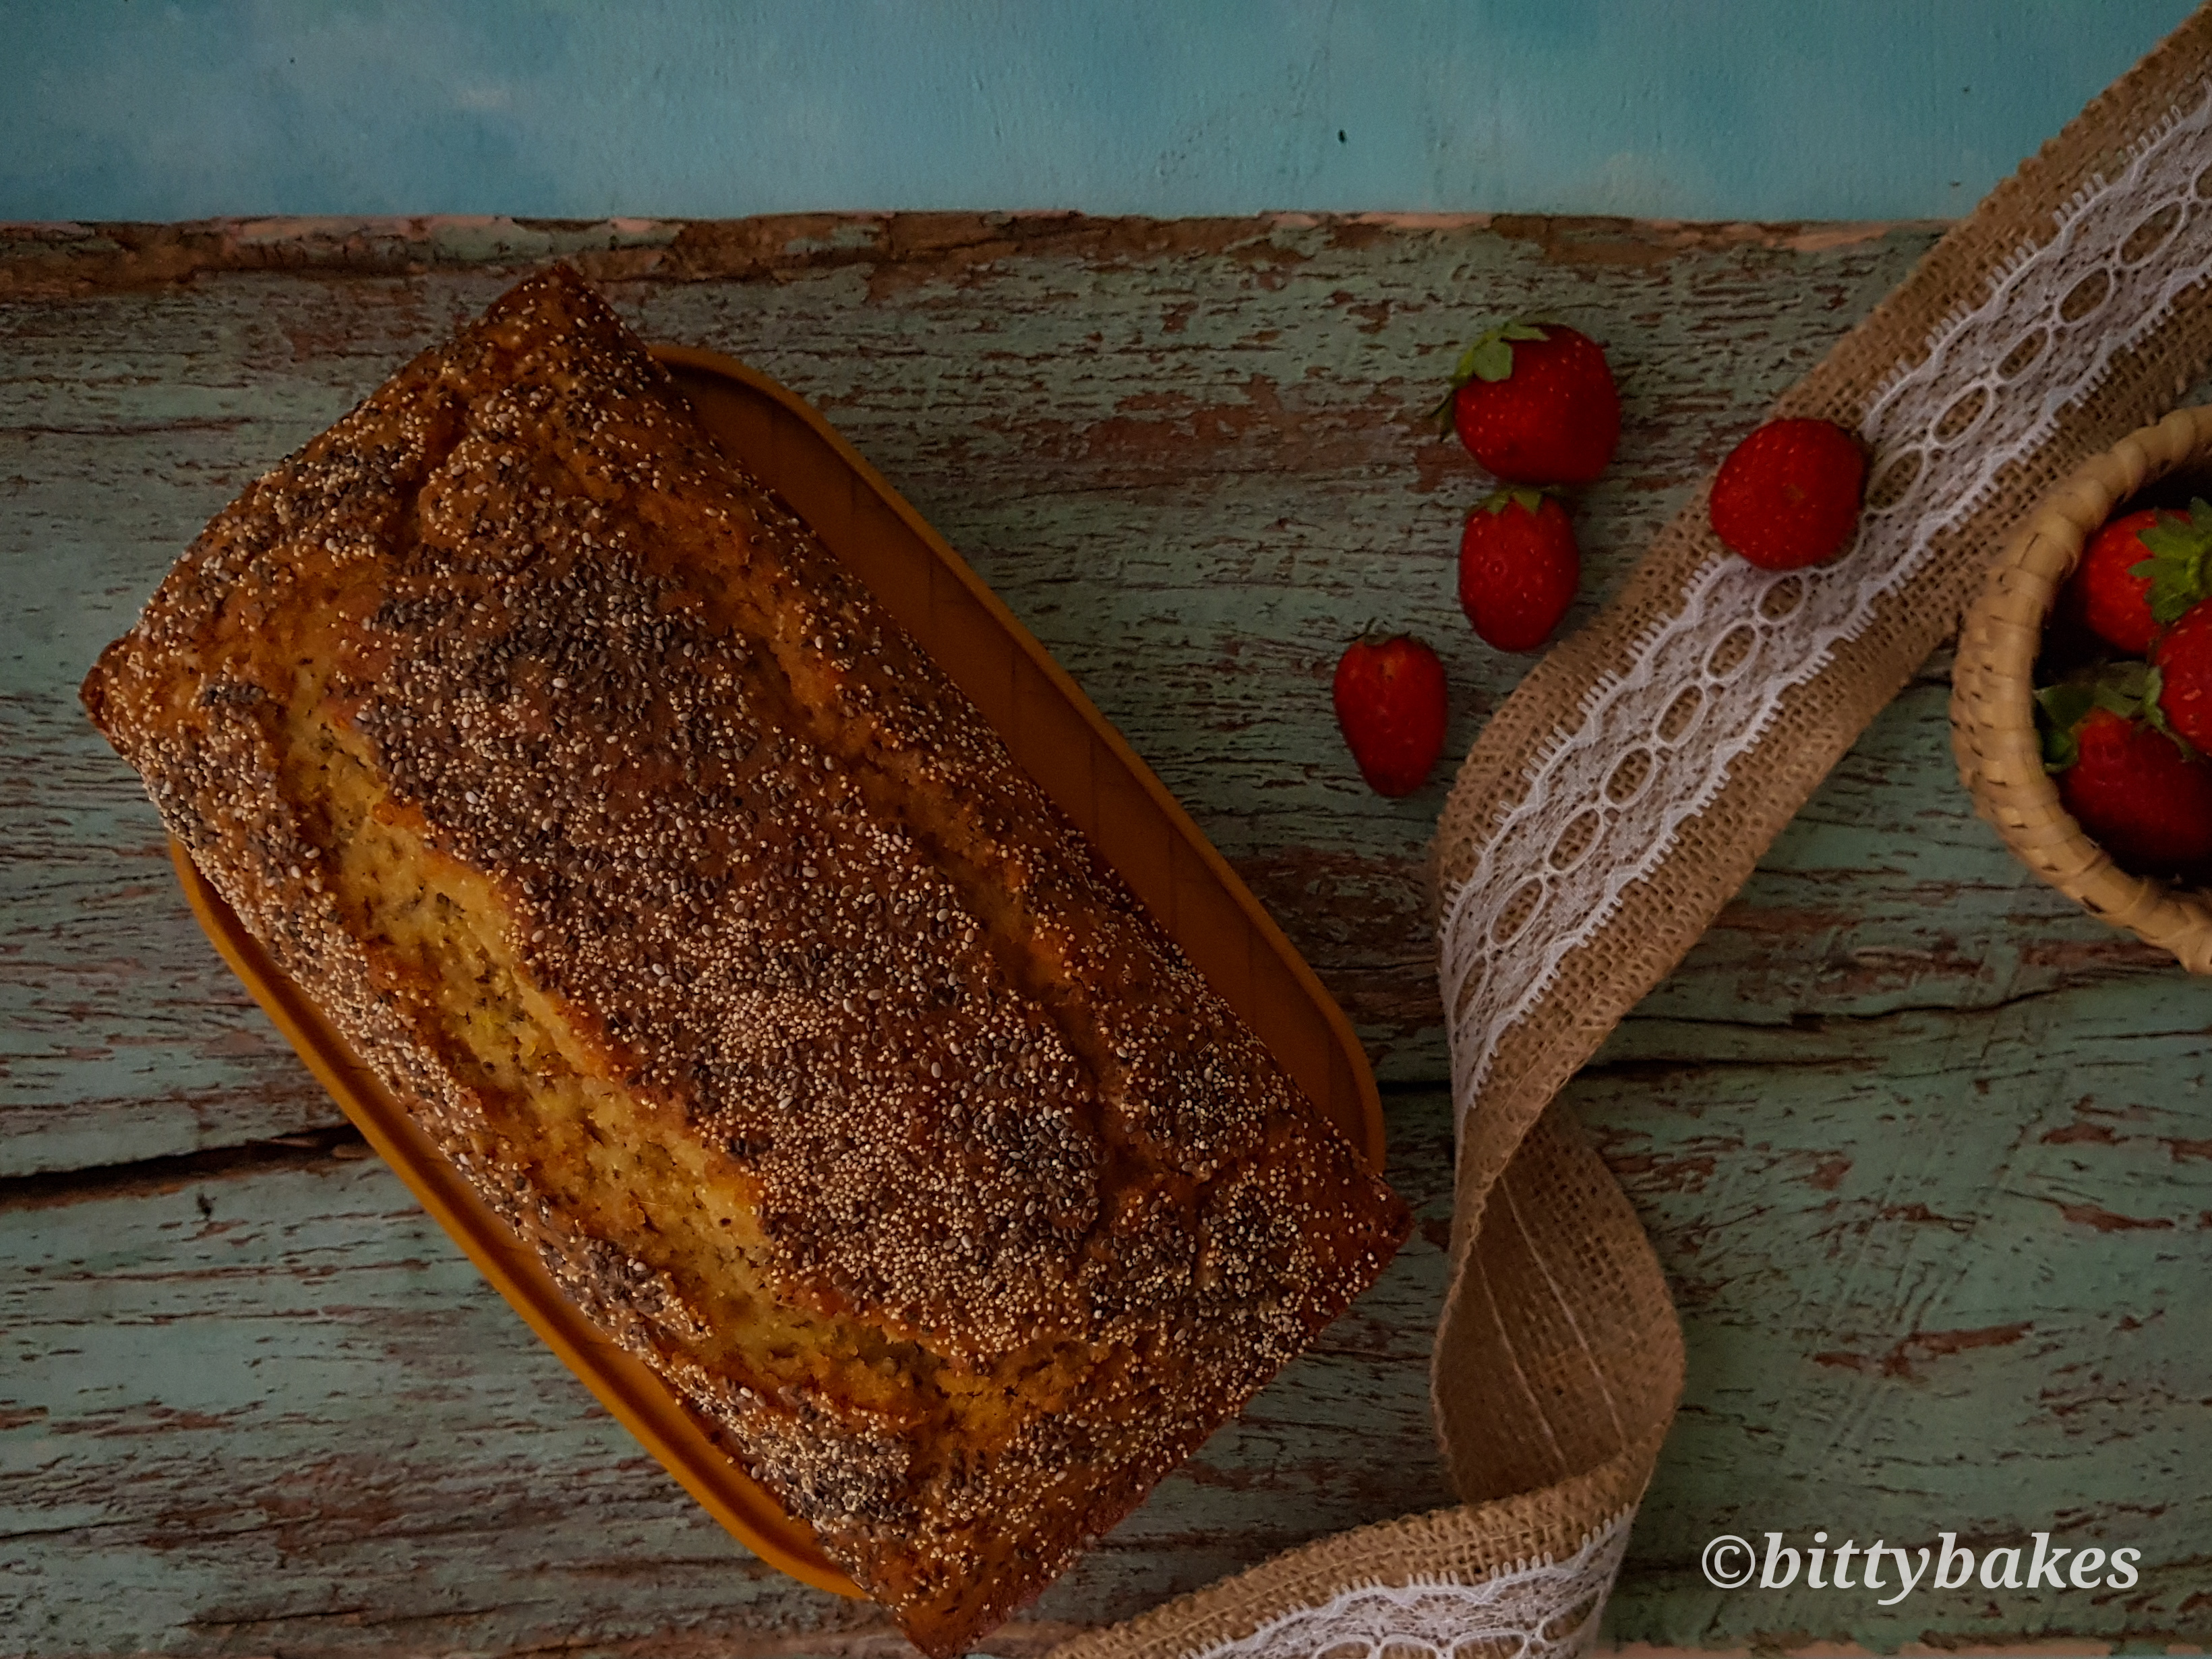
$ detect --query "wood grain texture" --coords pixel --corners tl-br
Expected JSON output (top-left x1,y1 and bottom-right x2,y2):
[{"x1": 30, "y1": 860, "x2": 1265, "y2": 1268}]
[
  {"x1": 3, "y1": 215, "x2": 2207, "y2": 1654},
  {"x1": 0, "y1": 1120, "x2": 1455, "y2": 1658}
]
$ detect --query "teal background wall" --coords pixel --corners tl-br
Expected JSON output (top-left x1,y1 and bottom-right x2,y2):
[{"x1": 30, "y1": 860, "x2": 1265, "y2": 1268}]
[{"x1": 2, "y1": 1, "x2": 2203, "y2": 223}]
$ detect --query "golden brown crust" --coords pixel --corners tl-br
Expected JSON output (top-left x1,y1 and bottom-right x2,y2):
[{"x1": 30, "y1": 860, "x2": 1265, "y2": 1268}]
[{"x1": 82, "y1": 265, "x2": 1409, "y2": 1657}]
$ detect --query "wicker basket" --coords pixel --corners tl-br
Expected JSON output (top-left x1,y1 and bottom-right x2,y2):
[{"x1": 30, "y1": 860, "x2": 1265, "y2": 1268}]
[{"x1": 1952, "y1": 403, "x2": 2212, "y2": 972}]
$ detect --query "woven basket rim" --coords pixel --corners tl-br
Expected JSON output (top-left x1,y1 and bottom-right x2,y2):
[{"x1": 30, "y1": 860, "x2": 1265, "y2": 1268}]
[{"x1": 1950, "y1": 402, "x2": 2212, "y2": 974}]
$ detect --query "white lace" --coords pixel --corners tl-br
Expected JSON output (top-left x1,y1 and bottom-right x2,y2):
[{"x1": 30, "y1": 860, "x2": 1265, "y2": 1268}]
[
  {"x1": 1094, "y1": 67, "x2": 2212, "y2": 1659},
  {"x1": 1168, "y1": 1513, "x2": 1632, "y2": 1659},
  {"x1": 1439, "y1": 73, "x2": 2212, "y2": 1137}
]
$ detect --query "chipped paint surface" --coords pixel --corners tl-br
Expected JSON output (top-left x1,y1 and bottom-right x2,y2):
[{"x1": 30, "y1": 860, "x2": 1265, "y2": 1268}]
[{"x1": 3, "y1": 216, "x2": 2208, "y2": 1652}]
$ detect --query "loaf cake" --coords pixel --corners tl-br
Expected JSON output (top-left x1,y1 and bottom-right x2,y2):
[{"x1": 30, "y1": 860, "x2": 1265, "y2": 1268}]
[{"x1": 82, "y1": 266, "x2": 1409, "y2": 1656}]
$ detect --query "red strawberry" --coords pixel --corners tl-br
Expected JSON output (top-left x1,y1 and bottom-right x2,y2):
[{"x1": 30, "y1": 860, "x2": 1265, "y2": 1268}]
[
  {"x1": 2062, "y1": 508, "x2": 2164, "y2": 654},
  {"x1": 1332, "y1": 632, "x2": 1448, "y2": 797},
  {"x1": 1437, "y1": 321, "x2": 1620, "y2": 486},
  {"x1": 2060, "y1": 707, "x2": 2212, "y2": 875},
  {"x1": 1458, "y1": 488, "x2": 1579, "y2": 653},
  {"x1": 2042, "y1": 671, "x2": 2212, "y2": 876},
  {"x1": 2153, "y1": 597, "x2": 2212, "y2": 750},
  {"x1": 1708, "y1": 417, "x2": 1867, "y2": 570},
  {"x1": 2132, "y1": 495, "x2": 2212, "y2": 631}
]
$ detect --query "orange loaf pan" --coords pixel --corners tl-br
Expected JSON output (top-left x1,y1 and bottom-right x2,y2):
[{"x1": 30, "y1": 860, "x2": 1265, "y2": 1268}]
[{"x1": 171, "y1": 342, "x2": 1387, "y2": 1597}]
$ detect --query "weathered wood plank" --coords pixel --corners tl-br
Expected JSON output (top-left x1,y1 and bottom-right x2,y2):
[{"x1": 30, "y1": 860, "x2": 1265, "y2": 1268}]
[
  {"x1": 6, "y1": 218, "x2": 2211, "y2": 1652},
  {"x1": 5, "y1": 219, "x2": 1942, "y2": 1174},
  {"x1": 5, "y1": 1058, "x2": 2204, "y2": 1652},
  {"x1": 0, "y1": 1103, "x2": 1457, "y2": 1658},
  {"x1": 1589, "y1": 963, "x2": 2212, "y2": 1648}
]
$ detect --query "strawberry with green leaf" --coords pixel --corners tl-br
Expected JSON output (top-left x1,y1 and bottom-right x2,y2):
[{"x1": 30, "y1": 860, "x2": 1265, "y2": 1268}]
[
  {"x1": 2060, "y1": 506, "x2": 2165, "y2": 654},
  {"x1": 2135, "y1": 496, "x2": 2212, "y2": 628},
  {"x1": 2040, "y1": 661, "x2": 2212, "y2": 877},
  {"x1": 2116, "y1": 497, "x2": 2212, "y2": 748},
  {"x1": 1458, "y1": 487, "x2": 1579, "y2": 652},
  {"x1": 1436, "y1": 320, "x2": 1620, "y2": 486},
  {"x1": 1333, "y1": 631, "x2": 1449, "y2": 797}
]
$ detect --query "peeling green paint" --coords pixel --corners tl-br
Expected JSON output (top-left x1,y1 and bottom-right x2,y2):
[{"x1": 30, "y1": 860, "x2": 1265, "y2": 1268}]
[{"x1": 4, "y1": 218, "x2": 2207, "y2": 1652}]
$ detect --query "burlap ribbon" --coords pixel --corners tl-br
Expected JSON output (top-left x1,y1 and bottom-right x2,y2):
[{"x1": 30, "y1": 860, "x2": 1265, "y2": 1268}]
[{"x1": 1054, "y1": 9, "x2": 2212, "y2": 1657}]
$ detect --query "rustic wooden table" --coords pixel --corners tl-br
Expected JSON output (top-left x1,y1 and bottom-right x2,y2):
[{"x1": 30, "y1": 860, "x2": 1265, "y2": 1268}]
[{"x1": 4, "y1": 214, "x2": 2206, "y2": 1656}]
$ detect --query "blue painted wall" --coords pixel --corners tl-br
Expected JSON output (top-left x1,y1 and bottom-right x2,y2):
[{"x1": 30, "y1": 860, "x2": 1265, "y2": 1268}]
[{"x1": 3, "y1": 1, "x2": 2200, "y2": 223}]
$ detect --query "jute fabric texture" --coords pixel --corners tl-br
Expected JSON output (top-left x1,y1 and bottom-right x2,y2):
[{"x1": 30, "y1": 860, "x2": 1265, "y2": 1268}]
[{"x1": 1053, "y1": 10, "x2": 2212, "y2": 1656}]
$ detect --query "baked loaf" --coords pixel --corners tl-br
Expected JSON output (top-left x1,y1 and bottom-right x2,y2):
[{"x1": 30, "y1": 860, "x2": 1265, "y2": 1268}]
[{"x1": 82, "y1": 266, "x2": 1409, "y2": 1656}]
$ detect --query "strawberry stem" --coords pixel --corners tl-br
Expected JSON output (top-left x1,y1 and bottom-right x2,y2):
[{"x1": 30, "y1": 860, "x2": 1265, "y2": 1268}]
[
  {"x1": 1472, "y1": 485, "x2": 1553, "y2": 516},
  {"x1": 1444, "y1": 318, "x2": 1557, "y2": 392}
]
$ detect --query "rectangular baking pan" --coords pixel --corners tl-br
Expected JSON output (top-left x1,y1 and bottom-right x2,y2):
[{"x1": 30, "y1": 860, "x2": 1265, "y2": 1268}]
[{"x1": 171, "y1": 342, "x2": 1385, "y2": 1596}]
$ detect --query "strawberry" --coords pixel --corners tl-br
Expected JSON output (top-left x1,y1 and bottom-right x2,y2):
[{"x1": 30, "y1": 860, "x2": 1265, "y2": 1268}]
[
  {"x1": 1437, "y1": 320, "x2": 1620, "y2": 486},
  {"x1": 2041, "y1": 665, "x2": 2212, "y2": 876},
  {"x1": 1332, "y1": 632, "x2": 1449, "y2": 797},
  {"x1": 2153, "y1": 596, "x2": 2212, "y2": 750},
  {"x1": 2060, "y1": 507, "x2": 2165, "y2": 655},
  {"x1": 2132, "y1": 495, "x2": 2212, "y2": 628},
  {"x1": 1458, "y1": 487, "x2": 1579, "y2": 652},
  {"x1": 1708, "y1": 417, "x2": 1867, "y2": 570}
]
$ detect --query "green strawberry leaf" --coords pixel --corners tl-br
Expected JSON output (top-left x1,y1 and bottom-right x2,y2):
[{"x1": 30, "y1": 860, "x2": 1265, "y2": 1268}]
[
  {"x1": 1474, "y1": 485, "x2": 1552, "y2": 516},
  {"x1": 2037, "y1": 680, "x2": 2096, "y2": 771},
  {"x1": 2091, "y1": 658, "x2": 2151, "y2": 718},
  {"x1": 2130, "y1": 497, "x2": 2212, "y2": 624},
  {"x1": 1468, "y1": 338, "x2": 1516, "y2": 382},
  {"x1": 2136, "y1": 662, "x2": 2196, "y2": 756},
  {"x1": 1443, "y1": 316, "x2": 1567, "y2": 393},
  {"x1": 2037, "y1": 661, "x2": 2196, "y2": 768}
]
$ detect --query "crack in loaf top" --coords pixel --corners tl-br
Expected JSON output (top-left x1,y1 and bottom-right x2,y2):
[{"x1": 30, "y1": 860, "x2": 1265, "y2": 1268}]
[{"x1": 88, "y1": 264, "x2": 1404, "y2": 1383}]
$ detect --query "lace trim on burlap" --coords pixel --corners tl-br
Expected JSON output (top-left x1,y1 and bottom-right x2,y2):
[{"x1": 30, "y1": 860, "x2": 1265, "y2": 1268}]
[
  {"x1": 1440, "y1": 72, "x2": 2212, "y2": 1132},
  {"x1": 1174, "y1": 1514, "x2": 1632, "y2": 1659},
  {"x1": 1052, "y1": 20, "x2": 2212, "y2": 1659}
]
